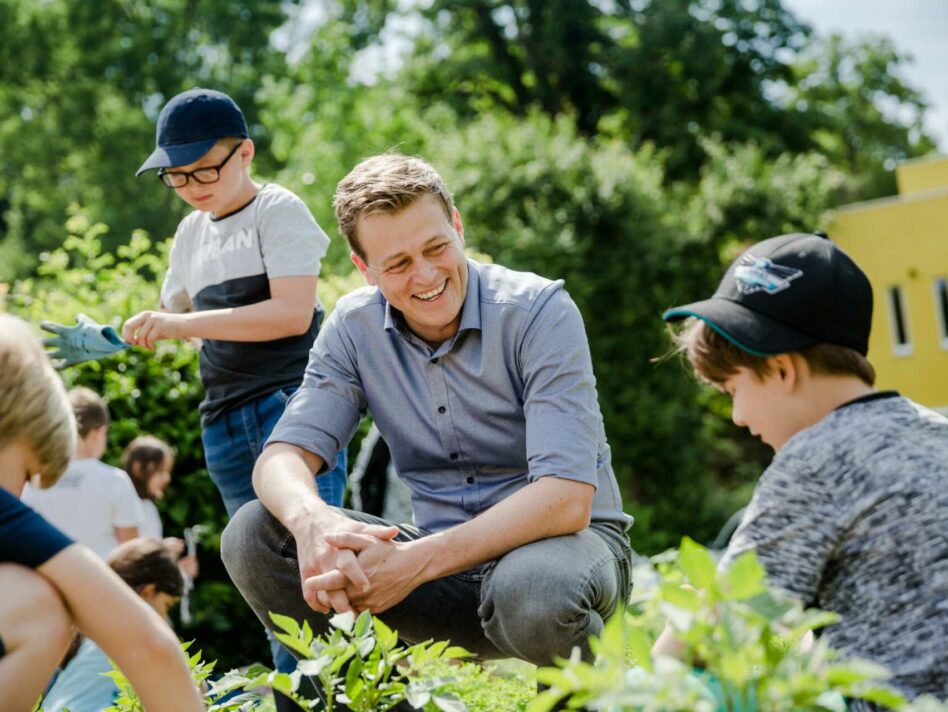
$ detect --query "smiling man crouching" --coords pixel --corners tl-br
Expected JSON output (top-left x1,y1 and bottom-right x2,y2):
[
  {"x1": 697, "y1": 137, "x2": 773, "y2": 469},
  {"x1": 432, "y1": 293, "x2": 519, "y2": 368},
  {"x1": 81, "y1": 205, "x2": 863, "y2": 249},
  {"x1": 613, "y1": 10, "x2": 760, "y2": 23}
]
[{"x1": 221, "y1": 153, "x2": 633, "y2": 670}]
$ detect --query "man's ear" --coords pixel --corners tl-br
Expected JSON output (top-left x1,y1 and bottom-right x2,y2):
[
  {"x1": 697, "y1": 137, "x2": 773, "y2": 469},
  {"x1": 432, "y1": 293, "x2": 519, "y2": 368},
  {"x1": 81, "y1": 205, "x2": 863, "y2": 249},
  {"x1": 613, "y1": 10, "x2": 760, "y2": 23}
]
[
  {"x1": 351, "y1": 252, "x2": 377, "y2": 286},
  {"x1": 137, "y1": 583, "x2": 157, "y2": 602},
  {"x1": 453, "y1": 208, "x2": 465, "y2": 247}
]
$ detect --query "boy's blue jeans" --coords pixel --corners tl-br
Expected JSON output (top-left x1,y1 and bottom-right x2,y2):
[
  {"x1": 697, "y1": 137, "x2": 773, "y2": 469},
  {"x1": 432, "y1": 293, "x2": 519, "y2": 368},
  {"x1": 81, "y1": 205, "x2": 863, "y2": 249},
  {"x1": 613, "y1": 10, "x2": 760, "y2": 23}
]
[{"x1": 202, "y1": 387, "x2": 347, "y2": 676}]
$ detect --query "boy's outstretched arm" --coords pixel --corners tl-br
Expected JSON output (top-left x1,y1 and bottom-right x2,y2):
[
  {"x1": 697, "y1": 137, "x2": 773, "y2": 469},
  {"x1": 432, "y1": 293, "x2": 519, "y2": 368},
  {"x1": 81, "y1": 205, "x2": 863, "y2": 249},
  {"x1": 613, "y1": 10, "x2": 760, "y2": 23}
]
[
  {"x1": 123, "y1": 275, "x2": 317, "y2": 349},
  {"x1": 38, "y1": 544, "x2": 203, "y2": 711}
]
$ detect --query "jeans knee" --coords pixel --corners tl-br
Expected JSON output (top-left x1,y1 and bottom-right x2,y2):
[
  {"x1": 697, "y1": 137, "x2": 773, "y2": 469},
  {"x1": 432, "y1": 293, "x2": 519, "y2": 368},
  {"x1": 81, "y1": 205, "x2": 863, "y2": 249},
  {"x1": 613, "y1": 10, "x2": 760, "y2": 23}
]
[
  {"x1": 481, "y1": 568, "x2": 598, "y2": 665},
  {"x1": 221, "y1": 500, "x2": 270, "y2": 584}
]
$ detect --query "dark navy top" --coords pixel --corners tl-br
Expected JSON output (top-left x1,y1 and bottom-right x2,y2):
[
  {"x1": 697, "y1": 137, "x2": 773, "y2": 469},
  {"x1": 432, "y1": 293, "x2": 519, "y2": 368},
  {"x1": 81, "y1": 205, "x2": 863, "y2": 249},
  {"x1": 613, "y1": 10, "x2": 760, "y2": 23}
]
[{"x1": 0, "y1": 487, "x2": 74, "y2": 568}]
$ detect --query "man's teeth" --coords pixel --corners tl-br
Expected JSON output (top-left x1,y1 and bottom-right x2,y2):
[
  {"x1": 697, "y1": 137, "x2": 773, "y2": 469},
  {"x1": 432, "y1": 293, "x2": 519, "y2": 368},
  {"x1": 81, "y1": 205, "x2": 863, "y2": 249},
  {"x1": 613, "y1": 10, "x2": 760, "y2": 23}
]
[{"x1": 416, "y1": 281, "x2": 447, "y2": 301}]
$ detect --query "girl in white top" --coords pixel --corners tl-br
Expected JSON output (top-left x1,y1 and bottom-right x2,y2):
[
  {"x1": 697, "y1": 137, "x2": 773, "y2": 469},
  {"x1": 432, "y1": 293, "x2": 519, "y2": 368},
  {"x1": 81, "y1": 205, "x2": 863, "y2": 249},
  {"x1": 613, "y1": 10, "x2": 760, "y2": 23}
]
[{"x1": 121, "y1": 436, "x2": 198, "y2": 578}]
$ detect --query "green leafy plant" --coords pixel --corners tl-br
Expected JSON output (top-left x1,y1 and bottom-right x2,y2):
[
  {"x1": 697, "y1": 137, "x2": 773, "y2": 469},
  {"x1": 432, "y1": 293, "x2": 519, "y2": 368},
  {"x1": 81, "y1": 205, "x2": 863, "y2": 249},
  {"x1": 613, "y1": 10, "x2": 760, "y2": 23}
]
[
  {"x1": 102, "y1": 641, "x2": 216, "y2": 712},
  {"x1": 200, "y1": 610, "x2": 472, "y2": 711},
  {"x1": 531, "y1": 538, "x2": 916, "y2": 712}
]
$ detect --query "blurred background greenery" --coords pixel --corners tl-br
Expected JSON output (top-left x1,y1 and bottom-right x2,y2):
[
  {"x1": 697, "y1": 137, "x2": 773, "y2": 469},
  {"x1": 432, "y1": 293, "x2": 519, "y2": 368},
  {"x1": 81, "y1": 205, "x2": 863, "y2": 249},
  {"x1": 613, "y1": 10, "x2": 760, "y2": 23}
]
[{"x1": 0, "y1": 0, "x2": 937, "y2": 670}]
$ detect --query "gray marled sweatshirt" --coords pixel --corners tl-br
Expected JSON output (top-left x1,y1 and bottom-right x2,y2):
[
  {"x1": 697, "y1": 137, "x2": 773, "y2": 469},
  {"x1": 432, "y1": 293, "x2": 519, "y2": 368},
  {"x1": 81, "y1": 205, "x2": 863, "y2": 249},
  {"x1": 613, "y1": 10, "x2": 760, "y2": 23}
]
[{"x1": 720, "y1": 393, "x2": 948, "y2": 707}]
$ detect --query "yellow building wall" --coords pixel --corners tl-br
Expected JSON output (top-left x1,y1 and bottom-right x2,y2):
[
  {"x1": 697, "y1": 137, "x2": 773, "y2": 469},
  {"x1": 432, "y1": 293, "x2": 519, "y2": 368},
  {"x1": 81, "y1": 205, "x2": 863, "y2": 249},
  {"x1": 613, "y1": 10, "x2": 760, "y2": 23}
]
[
  {"x1": 896, "y1": 155, "x2": 948, "y2": 195},
  {"x1": 832, "y1": 187, "x2": 948, "y2": 412}
]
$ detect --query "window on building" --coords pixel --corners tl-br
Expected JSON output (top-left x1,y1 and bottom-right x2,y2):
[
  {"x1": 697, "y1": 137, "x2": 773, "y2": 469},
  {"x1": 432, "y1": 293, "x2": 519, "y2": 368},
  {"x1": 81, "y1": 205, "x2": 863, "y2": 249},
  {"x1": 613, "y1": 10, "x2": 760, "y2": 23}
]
[
  {"x1": 886, "y1": 285, "x2": 913, "y2": 356},
  {"x1": 935, "y1": 277, "x2": 948, "y2": 349}
]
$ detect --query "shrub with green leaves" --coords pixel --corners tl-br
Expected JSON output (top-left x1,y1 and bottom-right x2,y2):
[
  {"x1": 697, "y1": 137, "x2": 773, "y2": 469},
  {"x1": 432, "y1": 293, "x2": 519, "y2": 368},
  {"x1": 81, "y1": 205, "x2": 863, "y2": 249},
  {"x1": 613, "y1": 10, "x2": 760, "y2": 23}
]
[
  {"x1": 530, "y1": 538, "x2": 947, "y2": 712},
  {"x1": 200, "y1": 610, "x2": 472, "y2": 711}
]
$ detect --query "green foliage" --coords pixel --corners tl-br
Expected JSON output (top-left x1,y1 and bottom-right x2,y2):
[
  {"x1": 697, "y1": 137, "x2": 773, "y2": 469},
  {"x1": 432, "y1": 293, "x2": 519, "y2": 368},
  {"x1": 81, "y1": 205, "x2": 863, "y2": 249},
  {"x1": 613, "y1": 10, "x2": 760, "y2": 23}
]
[
  {"x1": 384, "y1": 0, "x2": 933, "y2": 190},
  {"x1": 531, "y1": 538, "x2": 922, "y2": 712},
  {"x1": 206, "y1": 610, "x2": 473, "y2": 711},
  {"x1": 102, "y1": 641, "x2": 216, "y2": 712},
  {"x1": 784, "y1": 33, "x2": 937, "y2": 200}
]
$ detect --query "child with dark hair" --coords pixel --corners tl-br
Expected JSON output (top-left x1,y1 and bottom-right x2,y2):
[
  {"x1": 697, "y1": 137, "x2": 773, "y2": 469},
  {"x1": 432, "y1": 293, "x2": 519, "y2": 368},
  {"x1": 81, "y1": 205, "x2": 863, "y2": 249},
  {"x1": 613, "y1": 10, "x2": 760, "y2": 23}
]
[
  {"x1": 42, "y1": 538, "x2": 185, "y2": 711},
  {"x1": 658, "y1": 233, "x2": 948, "y2": 707},
  {"x1": 122, "y1": 435, "x2": 176, "y2": 540}
]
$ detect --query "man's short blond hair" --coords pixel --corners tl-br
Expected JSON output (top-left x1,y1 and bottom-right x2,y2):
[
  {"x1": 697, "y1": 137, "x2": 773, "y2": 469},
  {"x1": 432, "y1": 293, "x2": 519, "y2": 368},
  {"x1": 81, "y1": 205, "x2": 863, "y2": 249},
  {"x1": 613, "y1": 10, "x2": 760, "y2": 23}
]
[
  {"x1": 333, "y1": 153, "x2": 455, "y2": 259},
  {"x1": 0, "y1": 314, "x2": 75, "y2": 487}
]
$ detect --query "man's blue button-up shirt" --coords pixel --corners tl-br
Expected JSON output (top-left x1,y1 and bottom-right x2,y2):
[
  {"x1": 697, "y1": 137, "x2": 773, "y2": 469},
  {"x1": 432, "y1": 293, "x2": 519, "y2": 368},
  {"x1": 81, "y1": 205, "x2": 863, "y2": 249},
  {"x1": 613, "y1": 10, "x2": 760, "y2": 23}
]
[{"x1": 269, "y1": 260, "x2": 631, "y2": 534}]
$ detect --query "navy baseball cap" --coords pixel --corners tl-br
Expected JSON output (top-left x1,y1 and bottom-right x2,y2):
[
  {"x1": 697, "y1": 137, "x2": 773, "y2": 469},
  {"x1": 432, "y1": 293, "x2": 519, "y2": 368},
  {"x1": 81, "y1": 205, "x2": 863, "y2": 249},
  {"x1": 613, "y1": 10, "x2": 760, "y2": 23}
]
[
  {"x1": 663, "y1": 232, "x2": 873, "y2": 356},
  {"x1": 136, "y1": 88, "x2": 249, "y2": 176}
]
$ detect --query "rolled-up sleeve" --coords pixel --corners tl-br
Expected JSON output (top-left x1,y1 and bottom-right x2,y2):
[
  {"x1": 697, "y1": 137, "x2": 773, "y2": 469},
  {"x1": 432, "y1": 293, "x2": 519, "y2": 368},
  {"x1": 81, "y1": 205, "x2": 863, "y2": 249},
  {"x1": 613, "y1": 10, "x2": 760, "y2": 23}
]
[
  {"x1": 267, "y1": 309, "x2": 366, "y2": 472},
  {"x1": 519, "y1": 287, "x2": 601, "y2": 487}
]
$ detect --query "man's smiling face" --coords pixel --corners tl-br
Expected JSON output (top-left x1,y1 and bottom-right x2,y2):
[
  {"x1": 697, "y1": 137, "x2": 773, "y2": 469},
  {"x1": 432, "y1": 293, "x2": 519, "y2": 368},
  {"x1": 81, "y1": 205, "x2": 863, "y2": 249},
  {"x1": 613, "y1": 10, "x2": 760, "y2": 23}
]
[{"x1": 353, "y1": 193, "x2": 468, "y2": 346}]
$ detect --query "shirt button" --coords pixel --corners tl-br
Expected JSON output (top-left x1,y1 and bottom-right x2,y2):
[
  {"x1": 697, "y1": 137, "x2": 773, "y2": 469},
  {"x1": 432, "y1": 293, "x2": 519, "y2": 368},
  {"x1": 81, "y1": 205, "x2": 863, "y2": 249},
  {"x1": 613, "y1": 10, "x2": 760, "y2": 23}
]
[
  {"x1": 431, "y1": 357, "x2": 439, "y2": 364},
  {"x1": 438, "y1": 406, "x2": 446, "y2": 414},
  {"x1": 450, "y1": 452, "x2": 458, "y2": 460},
  {"x1": 466, "y1": 476, "x2": 474, "y2": 484}
]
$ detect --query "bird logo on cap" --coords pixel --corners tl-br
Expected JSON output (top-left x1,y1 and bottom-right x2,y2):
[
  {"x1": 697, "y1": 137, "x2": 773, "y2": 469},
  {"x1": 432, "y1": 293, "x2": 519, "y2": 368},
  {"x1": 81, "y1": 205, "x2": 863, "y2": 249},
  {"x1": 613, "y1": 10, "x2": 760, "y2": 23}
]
[{"x1": 734, "y1": 255, "x2": 803, "y2": 295}]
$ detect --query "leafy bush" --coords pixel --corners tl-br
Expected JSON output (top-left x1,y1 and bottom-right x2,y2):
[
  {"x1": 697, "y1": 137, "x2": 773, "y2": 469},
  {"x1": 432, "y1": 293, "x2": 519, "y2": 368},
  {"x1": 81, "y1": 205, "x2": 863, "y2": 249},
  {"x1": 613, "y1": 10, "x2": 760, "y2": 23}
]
[
  {"x1": 531, "y1": 538, "x2": 947, "y2": 712},
  {"x1": 45, "y1": 536, "x2": 948, "y2": 711}
]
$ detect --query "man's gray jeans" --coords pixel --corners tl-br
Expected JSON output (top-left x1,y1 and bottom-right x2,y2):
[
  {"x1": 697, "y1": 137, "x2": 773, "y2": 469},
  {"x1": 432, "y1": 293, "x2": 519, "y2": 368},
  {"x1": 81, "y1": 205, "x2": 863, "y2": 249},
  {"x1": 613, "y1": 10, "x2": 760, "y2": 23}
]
[{"x1": 221, "y1": 501, "x2": 633, "y2": 667}]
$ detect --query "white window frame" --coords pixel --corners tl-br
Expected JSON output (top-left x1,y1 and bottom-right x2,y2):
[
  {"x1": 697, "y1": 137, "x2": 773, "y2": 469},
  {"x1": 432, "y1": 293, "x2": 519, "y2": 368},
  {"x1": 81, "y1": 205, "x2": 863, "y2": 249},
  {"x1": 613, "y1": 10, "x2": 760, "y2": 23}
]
[
  {"x1": 934, "y1": 277, "x2": 948, "y2": 351},
  {"x1": 886, "y1": 285, "x2": 914, "y2": 357}
]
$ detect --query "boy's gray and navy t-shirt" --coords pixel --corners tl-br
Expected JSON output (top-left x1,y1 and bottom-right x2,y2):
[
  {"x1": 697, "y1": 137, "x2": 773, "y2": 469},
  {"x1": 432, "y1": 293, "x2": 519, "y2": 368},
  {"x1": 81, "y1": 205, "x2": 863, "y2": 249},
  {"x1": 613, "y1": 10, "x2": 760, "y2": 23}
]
[
  {"x1": 161, "y1": 183, "x2": 330, "y2": 425},
  {"x1": 721, "y1": 394, "x2": 948, "y2": 707}
]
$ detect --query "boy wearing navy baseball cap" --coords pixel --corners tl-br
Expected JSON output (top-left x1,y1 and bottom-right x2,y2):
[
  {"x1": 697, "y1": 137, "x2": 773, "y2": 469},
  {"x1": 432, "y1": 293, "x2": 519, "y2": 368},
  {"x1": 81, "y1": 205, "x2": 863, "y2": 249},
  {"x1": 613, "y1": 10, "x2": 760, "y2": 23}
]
[
  {"x1": 124, "y1": 89, "x2": 346, "y2": 706},
  {"x1": 659, "y1": 233, "x2": 948, "y2": 707}
]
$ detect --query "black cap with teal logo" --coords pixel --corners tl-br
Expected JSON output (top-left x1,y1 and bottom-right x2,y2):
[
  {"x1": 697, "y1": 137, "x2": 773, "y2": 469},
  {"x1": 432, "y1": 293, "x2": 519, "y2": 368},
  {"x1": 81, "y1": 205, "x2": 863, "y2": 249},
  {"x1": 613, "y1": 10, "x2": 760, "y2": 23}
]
[{"x1": 663, "y1": 232, "x2": 873, "y2": 356}]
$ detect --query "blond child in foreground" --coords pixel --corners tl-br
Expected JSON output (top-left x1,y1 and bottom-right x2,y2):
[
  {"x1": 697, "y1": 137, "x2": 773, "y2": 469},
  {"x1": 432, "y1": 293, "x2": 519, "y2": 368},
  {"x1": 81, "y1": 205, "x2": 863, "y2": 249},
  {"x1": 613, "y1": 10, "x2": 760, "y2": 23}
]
[{"x1": 0, "y1": 313, "x2": 202, "y2": 711}]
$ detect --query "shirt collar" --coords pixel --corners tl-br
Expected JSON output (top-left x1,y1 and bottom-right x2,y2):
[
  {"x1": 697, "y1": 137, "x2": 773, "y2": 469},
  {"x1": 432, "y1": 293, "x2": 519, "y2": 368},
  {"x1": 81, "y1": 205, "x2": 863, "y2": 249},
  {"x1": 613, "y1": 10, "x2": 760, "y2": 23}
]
[
  {"x1": 456, "y1": 260, "x2": 482, "y2": 334},
  {"x1": 383, "y1": 259, "x2": 483, "y2": 340}
]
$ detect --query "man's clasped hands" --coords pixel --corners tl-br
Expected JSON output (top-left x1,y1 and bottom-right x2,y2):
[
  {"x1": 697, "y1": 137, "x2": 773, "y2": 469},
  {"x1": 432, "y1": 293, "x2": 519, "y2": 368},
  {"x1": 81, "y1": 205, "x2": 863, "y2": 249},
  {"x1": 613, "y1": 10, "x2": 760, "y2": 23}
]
[{"x1": 293, "y1": 515, "x2": 428, "y2": 616}]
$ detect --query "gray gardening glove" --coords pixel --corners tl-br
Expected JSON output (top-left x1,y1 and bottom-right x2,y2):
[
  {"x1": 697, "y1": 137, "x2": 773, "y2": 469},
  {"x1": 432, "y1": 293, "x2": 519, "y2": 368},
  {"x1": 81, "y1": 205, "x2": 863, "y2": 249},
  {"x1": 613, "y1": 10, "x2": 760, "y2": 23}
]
[{"x1": 41, "y1": 313, "x2": 130, "y2": 369}]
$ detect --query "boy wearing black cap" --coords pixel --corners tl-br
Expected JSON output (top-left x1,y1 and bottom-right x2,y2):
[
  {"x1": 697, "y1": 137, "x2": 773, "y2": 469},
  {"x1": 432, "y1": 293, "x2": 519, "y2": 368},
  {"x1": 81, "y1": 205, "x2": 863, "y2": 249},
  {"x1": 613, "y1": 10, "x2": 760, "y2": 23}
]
[
  {"x1": 122, "y1": 88, "x2": 346, "y2": 705},
  {"x1": 661, "y1": 233, "x2": 948, "y2": 706},
  {"x1": 124, "y1": 87, "x2": 345, "y2": 516}
]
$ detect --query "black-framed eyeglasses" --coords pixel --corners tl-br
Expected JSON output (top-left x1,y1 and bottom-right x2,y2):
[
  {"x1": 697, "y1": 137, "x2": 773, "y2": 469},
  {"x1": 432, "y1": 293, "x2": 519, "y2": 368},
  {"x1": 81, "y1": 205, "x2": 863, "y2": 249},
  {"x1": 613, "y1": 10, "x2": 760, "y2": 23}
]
[{"x1": 158, "y1": 141, "x2": 242, "y2": 188}]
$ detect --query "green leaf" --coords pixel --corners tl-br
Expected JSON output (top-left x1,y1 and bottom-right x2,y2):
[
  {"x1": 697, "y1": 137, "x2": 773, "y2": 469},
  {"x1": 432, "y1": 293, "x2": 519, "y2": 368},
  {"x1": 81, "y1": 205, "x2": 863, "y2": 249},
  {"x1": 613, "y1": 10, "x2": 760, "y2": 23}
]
[
  {"x1": 354, "y1": 610, "x2": 373, "y2": 637},
  {"x1": 660, "y1": 583, "x2": 702, "y2": 611},
  {"x1": 744, "y1": 592, "x2": 794, "y2": 622},
  {"x1": 679, "y1": 537, "x2": 717, "y2": 590},
  {"x1": 357, "y1": 635, "x2": 377, "y2": 659},
  {"x1": 626, "y1": 628, "x2": 654, "y2": 672},
  {"x1": 432, "y1": 693, "x2": 469, "y2": 712},
  {"x1": 330, "y1": 610, "x2": 357, "y2": 634},
  {"x1": 527, "y1": 688, "x2": 568, "y2": 712},
  {"x1": 825, "y1": 659, "x2": 890, "y2": 686},
  {"x1": 297, "y1": 657, "x2": 332, "y2": 677},
  {"x1": 268, "y1": 611, "x2": 300, "y2": 638},
  {"x1": 852, "y1": 686, "x2": 907, "y2": 709},
  {"x1": 722, "y1": 551, "x2": 767, "y2": 600},
  {"x1": 442, "y1": 646, "x2": 472, "y2": 660},
  {"x1": 274, "y1": 631, "x2": 317, "y2": 659}
]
